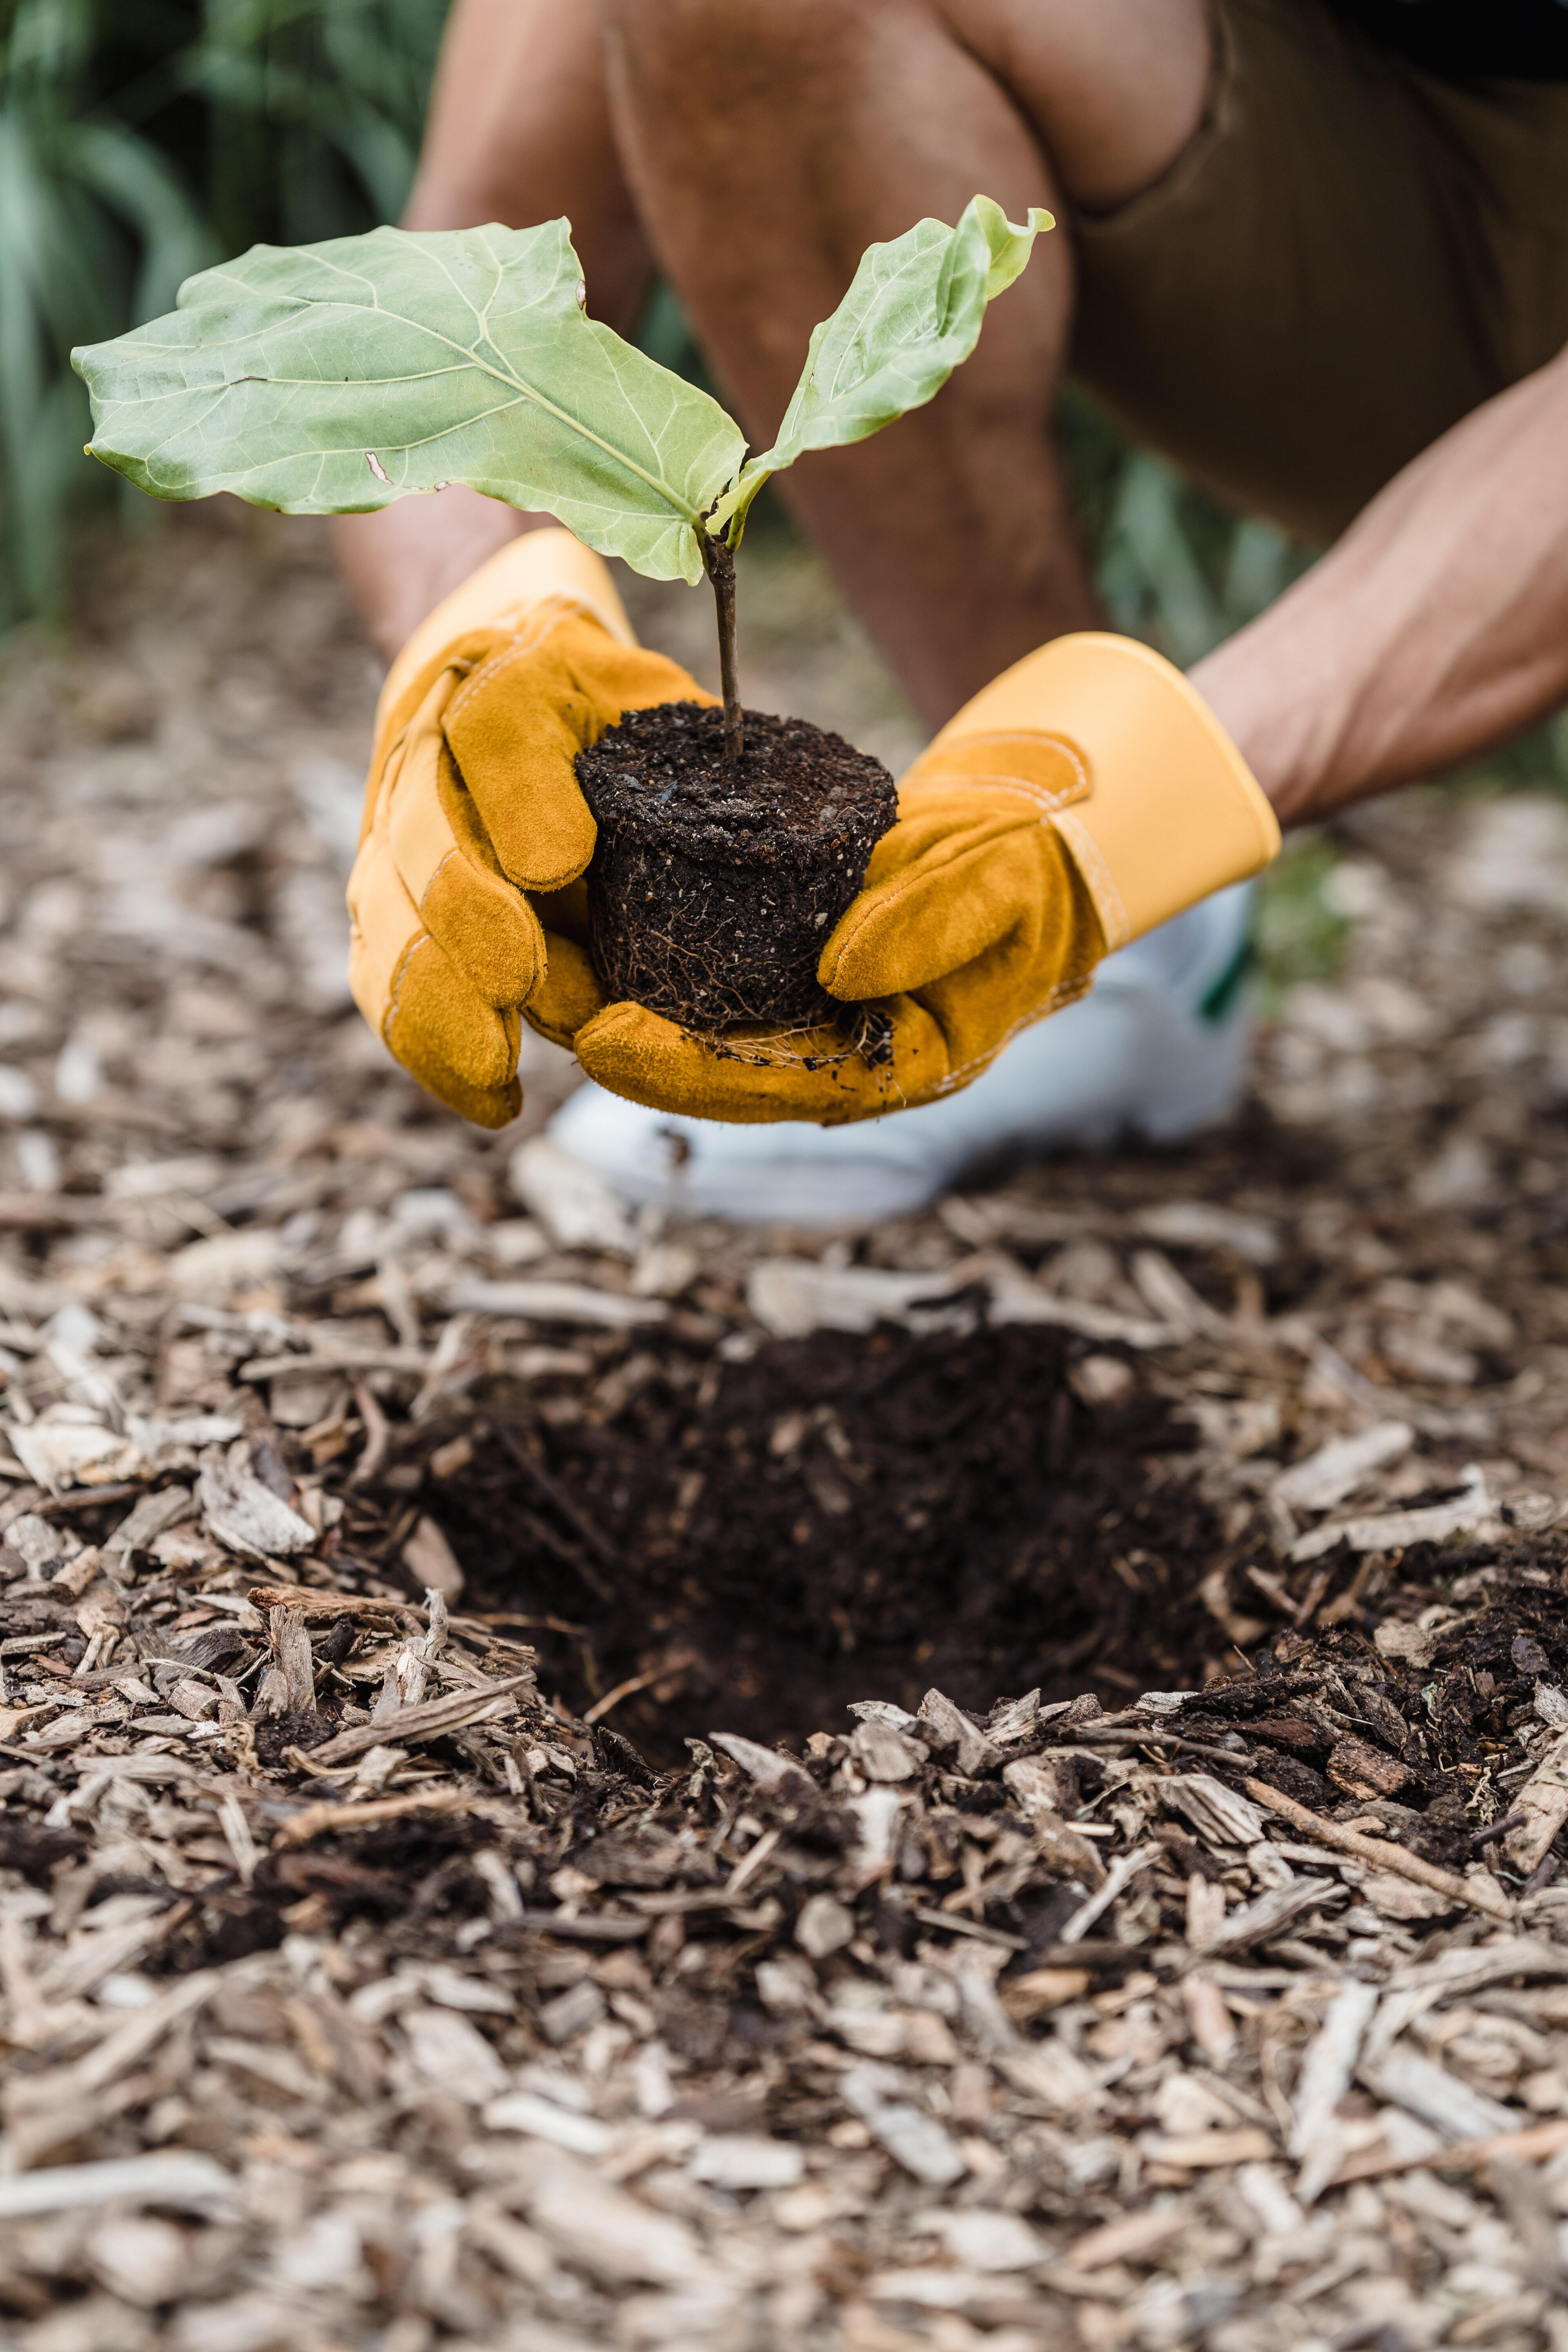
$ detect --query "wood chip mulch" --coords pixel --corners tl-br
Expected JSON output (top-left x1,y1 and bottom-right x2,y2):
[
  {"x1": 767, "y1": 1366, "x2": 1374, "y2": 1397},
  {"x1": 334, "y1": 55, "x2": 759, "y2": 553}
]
[{"x1": 5, "y1": 510, "x2": 1568, "y2": 2351}]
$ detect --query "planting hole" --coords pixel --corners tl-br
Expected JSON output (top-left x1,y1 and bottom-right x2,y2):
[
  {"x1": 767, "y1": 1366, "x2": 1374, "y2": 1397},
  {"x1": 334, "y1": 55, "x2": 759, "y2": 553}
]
[{"x1": 410, "y1": 1324, "x2": 1230, "y2": 1763}]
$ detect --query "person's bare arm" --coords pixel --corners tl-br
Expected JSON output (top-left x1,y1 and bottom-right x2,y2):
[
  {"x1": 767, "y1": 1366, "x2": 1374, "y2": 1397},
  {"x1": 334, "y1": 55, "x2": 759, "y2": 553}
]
[
  {"x1": 1192, "y1": 348, "x2": 1568, "y2": 826},
  {"x1": 335, "y1": 0, "x2": 653, "y2": 662}
]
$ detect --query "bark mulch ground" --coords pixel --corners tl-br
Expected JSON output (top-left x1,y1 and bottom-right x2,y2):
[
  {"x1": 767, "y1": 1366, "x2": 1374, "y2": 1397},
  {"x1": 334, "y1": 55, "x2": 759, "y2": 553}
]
[{"x1": 6, "y1": 508, "x2": 1568, "y2": 2351}]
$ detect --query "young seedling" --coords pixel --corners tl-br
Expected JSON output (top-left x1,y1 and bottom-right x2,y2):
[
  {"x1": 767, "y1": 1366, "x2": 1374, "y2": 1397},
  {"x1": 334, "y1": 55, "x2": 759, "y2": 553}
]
[{"x1": 74, "y1": 196, "x2": 1051, "y2": 1029}]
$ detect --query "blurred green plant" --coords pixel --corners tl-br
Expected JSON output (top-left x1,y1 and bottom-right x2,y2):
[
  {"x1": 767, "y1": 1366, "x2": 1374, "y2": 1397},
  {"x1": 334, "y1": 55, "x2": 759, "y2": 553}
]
[
  {"x1": 0, "y1": 0, "x2": 446, "y2": 624},
  {"x1": 1251, "y1": 834, "x2": 1354, "y2": 1007}
]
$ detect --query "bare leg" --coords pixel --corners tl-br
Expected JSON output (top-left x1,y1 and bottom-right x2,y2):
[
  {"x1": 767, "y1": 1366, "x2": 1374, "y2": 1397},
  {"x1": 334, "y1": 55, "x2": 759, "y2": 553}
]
[
  {"x1": 334, "y1": 0, "x2": 655, "y2": 663},
  {"x1": 602, "y1": 0, "x2": 1210, "y2": 726}
]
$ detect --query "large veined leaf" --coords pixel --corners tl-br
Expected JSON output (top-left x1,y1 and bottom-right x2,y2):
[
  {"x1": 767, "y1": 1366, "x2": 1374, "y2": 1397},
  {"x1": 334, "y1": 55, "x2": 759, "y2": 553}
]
[
  {"x1": 711, "y1": 194, "x2": 1052, "y2": 543},
  {"x1": 72, "y1": 219, "x2": 746, "y2": 583}
]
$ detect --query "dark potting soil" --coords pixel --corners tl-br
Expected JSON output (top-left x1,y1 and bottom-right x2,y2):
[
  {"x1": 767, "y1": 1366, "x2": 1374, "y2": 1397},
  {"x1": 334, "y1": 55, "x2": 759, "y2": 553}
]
[
  {"x1": 378, "y1": 1316, "x2": 1568, "y2": 1864},
  {"x1": 575, "y1": 700, "x2": 896, "y2": 1028},
  {"x1": 419, "y1": 1324, "x2": 1224, "y2": 1761}
]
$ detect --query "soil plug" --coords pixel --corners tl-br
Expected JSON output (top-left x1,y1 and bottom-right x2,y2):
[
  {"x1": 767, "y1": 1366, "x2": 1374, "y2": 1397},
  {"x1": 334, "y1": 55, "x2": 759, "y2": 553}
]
[
  {"x1": 575, "y1": 702, "x2": 895, "y2": 1025},
  {"x1": 73, "y1": 196, "x2": 1051, "y2": 1035}
]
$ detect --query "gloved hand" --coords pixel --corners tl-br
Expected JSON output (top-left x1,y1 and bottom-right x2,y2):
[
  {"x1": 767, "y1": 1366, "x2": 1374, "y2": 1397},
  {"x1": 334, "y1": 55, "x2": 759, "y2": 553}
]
[
  {"x1": 348, "y1": 529, "x2": 714, "y2": 1127},
  {"x1": 351, "y1": 528, "x2": 1280, "y2": 1129},
  {"x1": 579, "y1": 632, "x2": 1282, "y2": 1124}
]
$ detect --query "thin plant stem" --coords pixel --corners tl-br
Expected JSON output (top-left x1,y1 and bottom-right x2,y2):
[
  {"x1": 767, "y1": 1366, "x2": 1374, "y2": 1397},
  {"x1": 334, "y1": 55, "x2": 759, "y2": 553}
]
[{"x1": 702, "y1": 527, "x2": 743, "y2": 761}]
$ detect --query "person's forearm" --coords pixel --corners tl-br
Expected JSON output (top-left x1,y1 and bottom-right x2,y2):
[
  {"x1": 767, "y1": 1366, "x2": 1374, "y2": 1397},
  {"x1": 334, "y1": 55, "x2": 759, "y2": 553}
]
[
  {"x1": 336, "y1": 0, "x2": 652, "y2": 663},
  {"x1": 1191, "y1": 347, "x2": 1568, "y2": 826}
]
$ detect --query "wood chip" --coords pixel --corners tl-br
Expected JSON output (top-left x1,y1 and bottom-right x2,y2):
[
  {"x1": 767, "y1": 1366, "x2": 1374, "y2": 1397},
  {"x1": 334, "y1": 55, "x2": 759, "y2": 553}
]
[
  {"x1": 302, "y1": 1670, "x2": 536, "y2": 1768},
  {"x1": 1331, "y1": 2117, "x2": 1568, "y2": 2186},
  {"x1": 198, "y1": 1448, "x2": 316, "y2": 1558},
  {"x1": 1360, "y1": 2045, "x2": 1519, "y2": 2142},
  {"x1": 918, "y1": 1686, "x2": 1002, "y2": 1777},
  {"x1": 269, "y1": 1602, "x2": 315, "y2": 1713},
  {"x1": 1270, "y1": 1421, "x2": 1415, "y2": 1514},
  {"x1": 1289, "y1": 1466, "x2": 1494, "y2": 1563},
  {"x1": 1063, "y1": 2206, "x2": 1195, "y2": 2272},
  {"x1": 1140, "y1": 2128, "x2": 1275, "y2": 2169},
  {"x1": 271, "y1": 1784, "x2": 494, "y2": 1849},
  {"x1": 1160, "y1": 1774, "x2": 1267, "y2": 1847},
  {"x1": 1198, "y1": 1875, "x2": 1345, "y2": 1955},
  {"x1": 439, "y1": 1276, "x2": 667, "y2": 1328},
  {"x1": 248, "y1": 1585, "x2": 416, "y2": 1621},
  {"x1": 0, "y1": 2154, "x2": 235, "y2": 2219},
  {"x1": 1292, "y1": 1979, "x2": 1379, "y2": 2200},
  {"x1": 1501, "y1": 1727, "x2": 1568, "y2": 1873},
  {"x1": 709, "y1": 1730, "x2": 815, "y2": 1797},
  {"x1": 1244, "y1": 1778, "x2": 1514, "y2": 1921}
]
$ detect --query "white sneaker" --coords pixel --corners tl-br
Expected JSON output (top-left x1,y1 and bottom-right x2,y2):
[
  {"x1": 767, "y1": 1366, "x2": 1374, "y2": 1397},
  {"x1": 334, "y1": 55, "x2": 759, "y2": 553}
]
[{"x1": 548, "y1": 881, "x2": 1257, "y2": 1226}]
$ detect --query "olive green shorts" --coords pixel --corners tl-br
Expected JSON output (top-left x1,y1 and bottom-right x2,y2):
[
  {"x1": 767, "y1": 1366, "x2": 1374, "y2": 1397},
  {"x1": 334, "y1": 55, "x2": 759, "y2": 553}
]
[{"x1": 1069, "y1": 0, "x2": 1568, "y2": 541}]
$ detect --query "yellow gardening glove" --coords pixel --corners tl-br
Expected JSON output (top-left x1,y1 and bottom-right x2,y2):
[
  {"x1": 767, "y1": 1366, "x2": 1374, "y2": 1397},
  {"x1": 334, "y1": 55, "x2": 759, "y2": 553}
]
[
  {"x1": 348, "y1": 530, "x2": 715, "y2": 1127},
  {"x1": 579, "y1": 633, "x2": 1283, "y2": 1123}
]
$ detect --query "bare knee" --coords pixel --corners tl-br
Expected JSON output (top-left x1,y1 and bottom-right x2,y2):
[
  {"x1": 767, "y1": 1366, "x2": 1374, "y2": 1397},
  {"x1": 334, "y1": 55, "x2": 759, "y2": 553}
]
[
  {"x1": 951, "y1": 0, "x2": 1210, "y2": 209},
  {"x1": 605, "y1": 0, "x2": 1205, "y2": 215}
]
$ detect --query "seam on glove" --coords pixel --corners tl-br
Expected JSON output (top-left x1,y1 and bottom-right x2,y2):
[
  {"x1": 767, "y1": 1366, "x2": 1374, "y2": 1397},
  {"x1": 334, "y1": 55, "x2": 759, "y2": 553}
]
[
  {"x1": 383, "y1": 927, "x2": 429, "y2": 1045},
  {"x1": 421, "y1": 845, "x2": 460, "y2": 912},
  {"x1": 900, "y1": 763, "x2": 1084, "y2": 820},
  {"x1": 1049, "y1": 808, "x2": 1130, "y2": 952},
  {"x1": 910, "y1": 731, "x2": 1091, "y2": 812},
  {"x1": 913, "y1": 768, "x2": 1082, "y2": 808},
  {"x1": 921, "y1": 969, "x2": 1097, "y2": 1100},
  {"x1": 385, "y1": 929, "x2": 522, "y2": 1084},
  {"x1": 444, "y1": 596, "x2": 599, "y2": 728},
  {"x1": 359, "y1": 721, "x2": 408, "y2": 852}
]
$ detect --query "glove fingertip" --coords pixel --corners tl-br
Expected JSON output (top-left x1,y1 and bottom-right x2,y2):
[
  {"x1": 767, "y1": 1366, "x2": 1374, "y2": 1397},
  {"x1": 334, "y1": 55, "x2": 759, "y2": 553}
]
[
  {"x1": 386, "y1": 1023, "x2": 522, "y2": 1128},
  {"x1": 421, "y1": 861, "x2": 544, "y2": 1011},
  {"x1": 818, "y1": 904, "x2": 898, "y2": 1002},
  {"x1": 573, "y1": 999, "x2": 681, "y2": 1111},
  {"x1": 383, "y1": 937, "x2": 524, "y2": 1127},
  {"x1": 466, "y1": 1077, "x2": 524, "y2": 1131},
  {"x1": 527, "y1": 933, "x2": 610, "y2": 1045}
]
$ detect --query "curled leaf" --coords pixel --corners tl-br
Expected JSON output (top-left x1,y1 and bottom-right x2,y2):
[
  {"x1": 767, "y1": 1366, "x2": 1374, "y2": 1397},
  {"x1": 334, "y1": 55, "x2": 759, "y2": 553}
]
[{"x1": 712, "y1": 194, "x2": 1052, "y2": 541}]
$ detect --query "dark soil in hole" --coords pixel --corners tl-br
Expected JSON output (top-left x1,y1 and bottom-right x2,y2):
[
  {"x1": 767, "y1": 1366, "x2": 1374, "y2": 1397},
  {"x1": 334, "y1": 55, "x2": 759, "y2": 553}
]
[
  {"x1": 575, "y1": 700, "x2": 896, "y2": 1027},
  {"x1": 145, "y1": 1818, "x2": 499, "y2": 1976},
  {"x1": 428, "y1": 1323, "x2": 1224, "y2": 1762}
]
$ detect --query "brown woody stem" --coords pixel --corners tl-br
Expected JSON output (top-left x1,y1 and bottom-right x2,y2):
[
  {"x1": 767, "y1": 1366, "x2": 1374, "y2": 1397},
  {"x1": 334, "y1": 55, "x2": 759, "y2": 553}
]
[{"x1": 702, "y1": 526, "x2": 743, "y2": 762}]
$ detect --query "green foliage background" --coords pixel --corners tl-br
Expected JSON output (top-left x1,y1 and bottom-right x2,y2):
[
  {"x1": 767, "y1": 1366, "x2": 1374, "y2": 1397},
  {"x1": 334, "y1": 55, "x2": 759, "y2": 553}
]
[{"x1": 0, "y1": 0, "x2": 446, "y2": 623}]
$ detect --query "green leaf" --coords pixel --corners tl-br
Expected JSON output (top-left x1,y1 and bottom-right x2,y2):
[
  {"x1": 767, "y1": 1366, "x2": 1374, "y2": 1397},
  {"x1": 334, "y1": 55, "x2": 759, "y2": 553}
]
[
  {"x1": 71, "y1": 219, "x2": 747, "y2": 583},
  {"x1": 712, "y1": 194, "x2": 1051, "y2": 542}
]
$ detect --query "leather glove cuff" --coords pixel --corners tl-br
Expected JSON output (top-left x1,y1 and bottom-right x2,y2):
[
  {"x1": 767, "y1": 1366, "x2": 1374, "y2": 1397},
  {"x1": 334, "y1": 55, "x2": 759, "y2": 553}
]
[{"x1": 915, "y1": 631, "x2": 1280, "y2": 951}]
